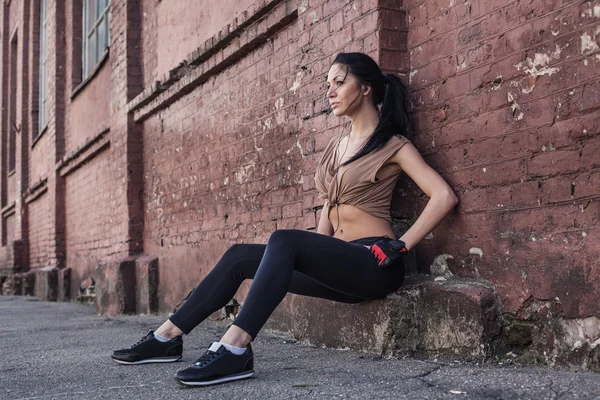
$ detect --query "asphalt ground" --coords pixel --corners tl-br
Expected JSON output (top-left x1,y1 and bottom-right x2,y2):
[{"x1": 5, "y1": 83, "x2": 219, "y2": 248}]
[{"x1": 1, "y1": 296, "x2": 599, "y2": 400}]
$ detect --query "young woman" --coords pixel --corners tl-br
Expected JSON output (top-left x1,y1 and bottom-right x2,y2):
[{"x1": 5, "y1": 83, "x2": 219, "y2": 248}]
[{"x1": 112, "y1": 52, "x2": 458, "y2": 386}]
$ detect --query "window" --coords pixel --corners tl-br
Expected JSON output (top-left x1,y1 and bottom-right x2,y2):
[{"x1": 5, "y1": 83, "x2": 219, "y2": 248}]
[
  {"x1": 9, "y1": 32, "x2": 18, "y2": 172},
  {"x1": 82, "y1": 0, "x2": 110, "y2": 79},
  {"x1": 38, "y1": 0, "x2": 48, "y2": 136}
]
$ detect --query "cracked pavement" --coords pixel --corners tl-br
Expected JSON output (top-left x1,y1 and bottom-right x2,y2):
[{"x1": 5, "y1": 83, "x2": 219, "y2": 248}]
[{"x1": 1, "y1": 296, "x2": 599, "y2": 400}]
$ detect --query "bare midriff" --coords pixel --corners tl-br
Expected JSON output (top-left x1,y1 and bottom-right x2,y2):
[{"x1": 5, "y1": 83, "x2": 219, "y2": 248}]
[{"x1": 329, "y1": 203, "x2": 396, "y2": 242}]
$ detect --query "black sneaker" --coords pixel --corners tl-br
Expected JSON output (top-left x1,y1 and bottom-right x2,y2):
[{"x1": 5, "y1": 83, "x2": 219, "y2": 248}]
[
  {"x1": 111, "y1": 330, "x2": 183, "y2": 365},
  {"x1": 176, "y1": 342, "x2": 254, "y2": 386}
]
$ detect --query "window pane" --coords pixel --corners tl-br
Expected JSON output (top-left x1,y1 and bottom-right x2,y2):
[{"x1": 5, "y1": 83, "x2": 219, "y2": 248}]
[
  {"x1": 106, "y1": 6, "x2": 110, "y2": 45},
  {"x1": 97, "y1": 15, "x2": 105, "y2": 58},
  {"x1": 88, "y1": 28, "x2": 97, "y2": 72},
  {"x1": 87, "y1": 0, "x2": 96, "y2": 34}
]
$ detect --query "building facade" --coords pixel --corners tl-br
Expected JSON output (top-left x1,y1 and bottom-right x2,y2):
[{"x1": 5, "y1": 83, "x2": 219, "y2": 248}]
[{"x1": 1, "y1": 0, "x2": 599, "y2": 369}]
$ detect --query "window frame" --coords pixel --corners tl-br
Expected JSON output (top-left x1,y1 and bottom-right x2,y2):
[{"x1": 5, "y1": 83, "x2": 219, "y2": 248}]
[
  {"x1": 37, "y1": 0, "x2": 49, "y2": 137},
  {"x1": 82, "y1": 0, "x2": 111, "y2": 80}
]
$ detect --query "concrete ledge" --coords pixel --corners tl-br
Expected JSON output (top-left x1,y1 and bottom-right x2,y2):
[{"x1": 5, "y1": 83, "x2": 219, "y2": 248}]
[
  {"x1": 266, "y1": 276, "x2": 501, "y2": 360},
  {"x1": 135, "y1": 255, "x2": 159, "y2": 314},
  {"x1": 58, "y1": 268, "x2": 71, "y2": 301},
  {"x1": 20, "y1": 272, "x2": 36, "y2": 296},
  {"x1": 96, "y1": 257, "x2": 136, "y2": 316},
  {"x1": 95, "y1": 254, "x2": 160, "y2": 316},
  {"x1": 36, "y1": 267, "x2": 59, "y2": 301}
]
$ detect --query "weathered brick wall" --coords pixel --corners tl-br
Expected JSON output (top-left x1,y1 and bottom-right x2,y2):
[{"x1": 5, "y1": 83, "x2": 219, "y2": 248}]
[
  {"x1": 65, "y1": 153, "x2": 114, "y2": 286},
  {"x1": 136, "y1": 0, "x2": 407, "y2": 310},
  {"x1": 28, "y1": 194, "x2": 49, "y2": 270},
  {"x1": 155, "y1": 0, "x2": 256, "y2": 79},
  {"x1": 29, "y1": 136, "x2": 50, "y2": 185},
  {"x1": 6, "y1": 174, "x2": 15, "y2": 206},
  {"x1": 403, "y1": 0, "x2": 600, "y2": 318}
]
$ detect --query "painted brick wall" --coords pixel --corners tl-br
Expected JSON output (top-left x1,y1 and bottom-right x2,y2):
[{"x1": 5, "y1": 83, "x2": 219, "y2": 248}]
[
  {"x1": 139, "y1": 0, "x2": 396, "y2": 310},
  {"x1": 404, "y1": 0, "x2": 600, "y2": 317},
  {"x1": 65, "y1": 152, "x2": 114, "y2": 287},
  {"x1": 28, "y1": 194, "x2": 49, "y2": 270}
]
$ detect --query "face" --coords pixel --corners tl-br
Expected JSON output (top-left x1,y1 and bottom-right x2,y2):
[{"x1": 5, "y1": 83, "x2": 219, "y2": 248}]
[{"x1": 325, "y1": 64, "x2": 366, "y2": 117}]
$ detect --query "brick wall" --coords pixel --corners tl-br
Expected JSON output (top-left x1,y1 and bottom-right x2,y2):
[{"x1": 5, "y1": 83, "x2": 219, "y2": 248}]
[
  {"x1": 403, "y1": 0, "x2": 600, "y2": 317},
  {"x1": 65, "y1": 152, "x2": 114, "y2": 286},
  {"x1": 28, "y1": 194, "x2": 49, "y2": 270},
  {"x1": 136, "y1": 0, "x2": 407, "y2": 310}
]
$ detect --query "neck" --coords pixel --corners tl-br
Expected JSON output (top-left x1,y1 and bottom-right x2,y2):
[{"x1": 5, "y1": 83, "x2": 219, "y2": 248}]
[{"x1": 348, "y1": 104, "x2": 380, "y2": 140}]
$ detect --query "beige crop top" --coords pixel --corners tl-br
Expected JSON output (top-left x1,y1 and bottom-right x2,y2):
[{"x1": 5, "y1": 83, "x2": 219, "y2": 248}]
[{"x1": 314, "y1": 133, "x2": 409, "y2": 223}]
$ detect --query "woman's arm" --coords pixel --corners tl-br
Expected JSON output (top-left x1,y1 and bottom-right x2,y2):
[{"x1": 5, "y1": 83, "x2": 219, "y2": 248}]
[
  {"x1": 392, "y1": 143, "x2": 459, "y2": 250},
  {"x1": 316, "y1": 200, "x2": 334, "y2": 236}
]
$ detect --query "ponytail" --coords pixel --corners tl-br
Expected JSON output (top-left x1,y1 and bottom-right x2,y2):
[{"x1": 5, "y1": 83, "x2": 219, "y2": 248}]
[{"x1": 331, "y1": 53, "x2": 410, "y2": 167}]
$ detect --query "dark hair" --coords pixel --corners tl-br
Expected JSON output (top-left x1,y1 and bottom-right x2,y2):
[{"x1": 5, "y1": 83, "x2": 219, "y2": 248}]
[{"x1": 331, "y1": 52, "x2": 410, "y2": 166}]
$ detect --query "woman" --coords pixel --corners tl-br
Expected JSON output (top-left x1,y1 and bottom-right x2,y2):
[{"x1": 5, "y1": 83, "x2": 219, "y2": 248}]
[{"x1": 111, "y1": 52, "x2": 458, "y2": 386}]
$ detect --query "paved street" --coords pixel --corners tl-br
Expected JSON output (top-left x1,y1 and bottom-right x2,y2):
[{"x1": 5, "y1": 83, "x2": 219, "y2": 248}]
[{"x1": 1, "y1": 296, "x2": 599, "y2": 400}]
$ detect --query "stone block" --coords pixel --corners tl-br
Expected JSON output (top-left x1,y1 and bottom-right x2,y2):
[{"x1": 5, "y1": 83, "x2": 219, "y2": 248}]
[
  {"x1": 266, "y1": 276, "x2": 501, "y2": 361},
  {"x1": 35, "y1": 267, "x2": 59, "y2": 301},
  {"x1": 135, "y1": 255, "x2": 159, "y2": 314},
  {"x1": 20, "y1": 272, "x2": 36, "y2": 296},
  {"x1": 58, "y1": 268, "x2": 71, "y2": 301},
  {"x1": 96, "y1": 257, "x2": 136, "y2": 316}
]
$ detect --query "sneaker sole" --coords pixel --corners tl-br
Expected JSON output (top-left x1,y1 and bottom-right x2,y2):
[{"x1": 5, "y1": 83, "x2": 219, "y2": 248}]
[
  {"x1": 112, "y1": 356, "x2": 182, "y2": 365},
  {"x1": 178, "y1": 370, "x2": 255, "y2": 386}
]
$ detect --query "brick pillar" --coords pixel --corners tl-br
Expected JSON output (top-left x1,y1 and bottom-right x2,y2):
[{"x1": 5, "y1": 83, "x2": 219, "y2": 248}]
[
  {"x1": 109, "y1": 1, "x2": 144, "y2": 255},
  {"x1": 46, "y1": 0, "x2": 66, "y2": 268},
  {"x1": 0, "y1": 2, "x2": 8, "y2": 249},
  {"x1": 14, "y1": 0, "x2": 31, "y2": 271}
]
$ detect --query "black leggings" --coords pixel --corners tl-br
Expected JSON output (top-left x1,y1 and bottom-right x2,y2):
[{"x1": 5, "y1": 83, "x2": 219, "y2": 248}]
[{"x1": 169, "y1": 229, "x2": 405, "y2": 339}]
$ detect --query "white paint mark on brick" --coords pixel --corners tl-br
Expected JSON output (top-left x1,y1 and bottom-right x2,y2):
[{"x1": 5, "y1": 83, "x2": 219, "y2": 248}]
[
  {"x1": 234, "y1": 162, "x2": 256, "y2": 184},
  {"x1": 581, "y1": 32, "x2": 600, "y2": 54},
  {"x1": 582, "y1": 231, "x2": 587, "y2": 237},
  {"x1": 551, "y1": 29, "x2": 560, "y2": 36},
  {"x1": 514, "y1": 46, "x2": 561, "y2": 77},
  {"x1": 298, "y1": 0, "x2": 308, "y2": 13},
  {"x1": 469, "y1": 247, "x2": 483, "y2": 257},
  {"x1": 296, "y1": 138, "x2": 307, "y2": 158},
  {"x1": 482, "y1": 167, "x2": 487, "y2": 173},
  {"x1": 274, "y1": 97, "x2": 284, "y2": 110},
  {"x1": 290, "y1": 71, "x2": 304, "y2": 94},
  {"x1": 584, "y1": 58, "x2": 589, "y2": 66},
  {"x1": 263, "y1": 117, "x2": 272, "y2": 131},
  {"x1": 517, "y1": 112, "x2": 524, "y2": 121},
  {"x1": 309, "y1": 10, "x2": 320, "y2": 23},
  {"x1": 409, "y1": 69, "x2": 418, "y2": 85},
  {"x1": 253, "y1": 137, "x2": 262, "y2": 152}
]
